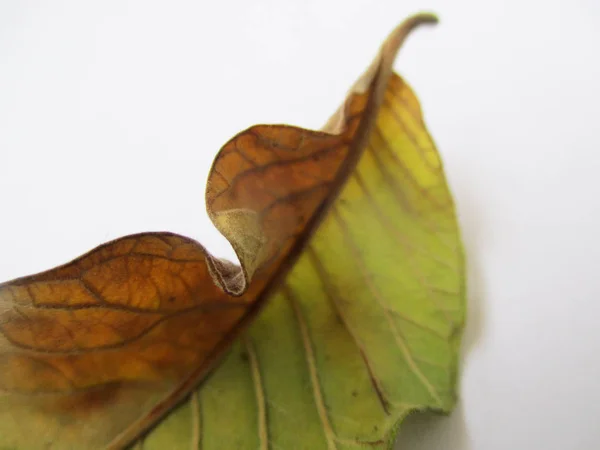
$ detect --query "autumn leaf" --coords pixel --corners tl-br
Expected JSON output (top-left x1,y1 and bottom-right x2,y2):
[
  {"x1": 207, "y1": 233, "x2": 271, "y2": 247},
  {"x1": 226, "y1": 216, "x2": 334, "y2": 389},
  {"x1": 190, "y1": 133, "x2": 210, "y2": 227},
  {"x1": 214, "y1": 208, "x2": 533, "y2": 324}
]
[{"x1": 0, "y1": 12, "x2": 465, "y2": 450}]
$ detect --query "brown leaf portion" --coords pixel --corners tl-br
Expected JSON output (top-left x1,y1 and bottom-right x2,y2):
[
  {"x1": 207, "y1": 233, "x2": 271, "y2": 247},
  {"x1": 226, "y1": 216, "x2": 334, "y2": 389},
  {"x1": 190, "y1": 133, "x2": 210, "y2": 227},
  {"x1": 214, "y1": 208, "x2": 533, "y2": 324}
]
[
  {"x1": 0, "y1": 233, "x2": 249, "y2": 394},
  {"x1": 205, "y1": 95, "x2": 366, "y2": 285},
  {"x1": 206, "y1": 12, "x2": 438, "y2": 291},
  {"x1": 0, "y1": 13, "x2": 439, "y2": 450}
]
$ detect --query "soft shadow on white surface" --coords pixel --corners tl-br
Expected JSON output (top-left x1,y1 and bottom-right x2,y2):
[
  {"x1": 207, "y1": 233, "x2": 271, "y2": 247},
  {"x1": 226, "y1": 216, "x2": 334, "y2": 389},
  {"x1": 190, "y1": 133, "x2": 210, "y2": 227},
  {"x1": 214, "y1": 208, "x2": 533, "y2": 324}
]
[
  {"x1": 395, "y1": 174, "x2": 487, "y2": 449},
  {"x1": 395, "y1": 402, "x2": 472, "y2": 450}
]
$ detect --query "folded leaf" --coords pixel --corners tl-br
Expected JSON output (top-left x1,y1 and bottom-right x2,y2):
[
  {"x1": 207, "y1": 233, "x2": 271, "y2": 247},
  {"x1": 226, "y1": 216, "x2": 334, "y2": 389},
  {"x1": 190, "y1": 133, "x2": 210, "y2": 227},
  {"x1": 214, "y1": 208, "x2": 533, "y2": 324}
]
[{"x1": 0, "y1": 13, "x2": 465, "y2": 450}]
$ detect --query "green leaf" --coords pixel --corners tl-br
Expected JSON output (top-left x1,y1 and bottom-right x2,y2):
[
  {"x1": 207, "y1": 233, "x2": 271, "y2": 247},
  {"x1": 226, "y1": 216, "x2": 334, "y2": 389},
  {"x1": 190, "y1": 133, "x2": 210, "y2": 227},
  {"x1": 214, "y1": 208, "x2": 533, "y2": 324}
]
[{"x1": 137, "y1": 15, "x2": 465, "y2": 450}]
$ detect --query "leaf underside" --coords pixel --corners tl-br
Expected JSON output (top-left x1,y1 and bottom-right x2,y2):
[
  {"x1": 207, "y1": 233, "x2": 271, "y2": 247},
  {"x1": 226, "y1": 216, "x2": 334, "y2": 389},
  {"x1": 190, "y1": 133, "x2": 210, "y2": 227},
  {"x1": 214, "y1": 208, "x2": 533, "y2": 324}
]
[{"x1": 0, "y1": 13, "x2": 465, "y2": 450}]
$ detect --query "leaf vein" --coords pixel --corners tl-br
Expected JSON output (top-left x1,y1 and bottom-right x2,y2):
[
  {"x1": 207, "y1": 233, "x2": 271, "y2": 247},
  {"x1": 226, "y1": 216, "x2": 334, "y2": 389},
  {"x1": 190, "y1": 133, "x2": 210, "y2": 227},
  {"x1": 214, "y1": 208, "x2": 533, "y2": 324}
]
[
  {"x1": 243, "y1": 336, "x2": 269, "y2": 450},
  {"x1": 191, "y1": 390, "x2": 202, "y2": 450},
  {"x1": 331, "y1": 209, "x2": 443, "y2": 407},
  {"x1": 306, "y1": 246, "x2": 391, "y2": 415},
  {"x1": 284, "y1": 284, "x2": 338, "y2": 450}
]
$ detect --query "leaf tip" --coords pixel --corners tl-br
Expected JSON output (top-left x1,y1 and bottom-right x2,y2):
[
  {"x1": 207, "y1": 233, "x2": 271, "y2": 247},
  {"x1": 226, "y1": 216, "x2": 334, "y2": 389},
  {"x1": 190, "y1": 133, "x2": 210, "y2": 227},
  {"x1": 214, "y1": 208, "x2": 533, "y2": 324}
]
[{"x1": 410, "y1": 11, "x2": 439, "y2": 26}]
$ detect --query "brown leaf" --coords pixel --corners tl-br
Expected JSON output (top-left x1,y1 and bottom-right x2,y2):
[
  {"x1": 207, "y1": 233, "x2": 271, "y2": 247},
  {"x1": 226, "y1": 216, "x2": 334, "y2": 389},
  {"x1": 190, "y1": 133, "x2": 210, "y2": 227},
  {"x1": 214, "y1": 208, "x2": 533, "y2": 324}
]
[{"x1": 0, "y1": 13, "x2": 438, "y2": 449}]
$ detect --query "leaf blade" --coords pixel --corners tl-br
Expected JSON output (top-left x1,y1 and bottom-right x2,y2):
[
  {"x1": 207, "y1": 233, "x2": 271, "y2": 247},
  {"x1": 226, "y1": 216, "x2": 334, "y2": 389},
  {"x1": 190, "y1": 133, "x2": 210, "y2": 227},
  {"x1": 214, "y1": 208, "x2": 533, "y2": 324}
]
[
  {"x1": 0, "y1": 13, "x2": 464, "y2": 450},
  {"x1": 142, "y1": 53, "x2": 464, "y2": 450}
]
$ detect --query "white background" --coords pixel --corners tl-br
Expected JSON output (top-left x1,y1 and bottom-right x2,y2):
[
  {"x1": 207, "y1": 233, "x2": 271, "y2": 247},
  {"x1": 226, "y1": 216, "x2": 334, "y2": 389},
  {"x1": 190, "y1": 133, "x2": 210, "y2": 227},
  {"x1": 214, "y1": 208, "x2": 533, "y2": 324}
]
[{"x1": 1, "y1": 1, "x2": 599, "y2": 449}]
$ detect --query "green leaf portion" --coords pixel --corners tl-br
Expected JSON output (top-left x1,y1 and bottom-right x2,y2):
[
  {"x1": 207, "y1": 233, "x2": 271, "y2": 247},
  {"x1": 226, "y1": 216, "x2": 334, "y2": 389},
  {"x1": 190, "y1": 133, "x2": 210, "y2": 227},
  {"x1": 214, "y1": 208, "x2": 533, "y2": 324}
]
[{"x1": 136, "y1": 73, "x2": 465, "y2": 449}]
